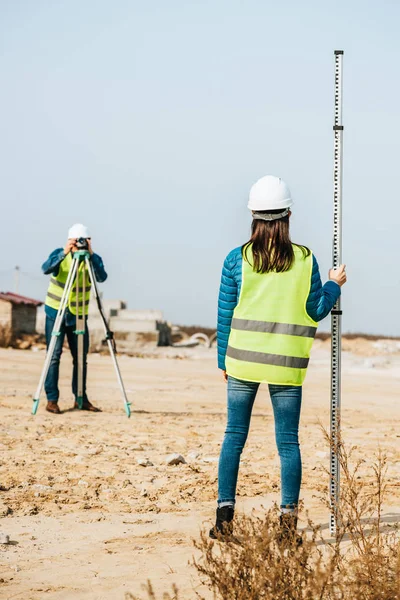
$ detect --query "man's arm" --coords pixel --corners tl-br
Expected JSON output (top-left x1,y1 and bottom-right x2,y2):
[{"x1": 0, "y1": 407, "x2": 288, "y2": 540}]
[
  {"x1": 91, "y1": 253, "x2": 108, "y2": 283},
  {"x1": 42, "y1": 248, "x2": 65, "y2": 276}
]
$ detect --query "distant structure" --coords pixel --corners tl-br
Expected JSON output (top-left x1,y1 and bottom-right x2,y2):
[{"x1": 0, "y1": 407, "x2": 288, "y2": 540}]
[
  {"x1": 0, "y1": 292, "x2": 43, "y2": 343},
  {"x1": 36, "y1": 297, "x2": 171, "y2": 352},
  {"x1": 88, "y1": 300, "x2": 171, "y2": 351}
]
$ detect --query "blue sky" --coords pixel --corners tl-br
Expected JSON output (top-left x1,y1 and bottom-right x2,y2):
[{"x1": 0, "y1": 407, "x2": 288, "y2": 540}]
[{"x1": 1, "y1": 1, "x2": 399, "y2": 333}]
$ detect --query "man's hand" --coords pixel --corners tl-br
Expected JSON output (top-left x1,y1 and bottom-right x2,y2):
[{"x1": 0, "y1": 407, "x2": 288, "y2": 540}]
[
  {"x1": 222, "y1": 370, "x2": 228, "y2": 383},
  {"x1": 329, "y1": 264, "x2": 347, "y2": 287},
  {"x1": 87, "y1": 238, "x2": 94, "y2": 255},
  {"x1": 64, "y1": 239, "x2": 77, "y2": 256}
]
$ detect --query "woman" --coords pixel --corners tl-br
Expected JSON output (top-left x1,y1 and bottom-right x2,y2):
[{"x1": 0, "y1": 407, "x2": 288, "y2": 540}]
[{"x1": 211, "y1": 175, "x2": 347, "y2": 539}]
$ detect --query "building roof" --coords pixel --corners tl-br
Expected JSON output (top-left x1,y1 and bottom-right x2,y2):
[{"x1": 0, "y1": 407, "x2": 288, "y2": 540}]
[{"x1": 0, "y1": 292, "x2": 43, "y2": 307}]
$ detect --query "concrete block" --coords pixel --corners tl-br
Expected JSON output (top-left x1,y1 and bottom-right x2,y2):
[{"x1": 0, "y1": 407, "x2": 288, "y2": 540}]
[
  {"x1": 88, "y1": 299, "x2": 127, "y2": 316},
  {"x1": 117, "y1": 310, "x2": 164, "y2": 321},
  {"x1": 109, "y1": 317, "x2": 157, "y2": 333}
]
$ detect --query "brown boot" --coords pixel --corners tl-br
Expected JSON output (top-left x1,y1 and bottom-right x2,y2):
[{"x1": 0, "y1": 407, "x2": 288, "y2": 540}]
[
  {"x1": 73, "y1": 399, "x2": 101, "y2": 412},
  {"x1": 46, "y1": 402, "x2": 61, "y2": 414}
]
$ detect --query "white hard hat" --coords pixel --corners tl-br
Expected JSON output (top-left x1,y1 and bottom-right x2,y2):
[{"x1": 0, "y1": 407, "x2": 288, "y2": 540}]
[
  {"x1": 248, "y1": 176, "x2": 293, "y2": 212},
  {"x1": 68, "y1": 223, "x2": 90, "y2": 239}
]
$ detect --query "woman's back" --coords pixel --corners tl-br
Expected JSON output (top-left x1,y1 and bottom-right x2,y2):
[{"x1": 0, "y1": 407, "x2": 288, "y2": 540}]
[
  {"x1": 217, "y1": 244, "x2": 341, "y2": 375},
  {"x1": 225, "y1": 244, "x2": 317, "y2": 386}
]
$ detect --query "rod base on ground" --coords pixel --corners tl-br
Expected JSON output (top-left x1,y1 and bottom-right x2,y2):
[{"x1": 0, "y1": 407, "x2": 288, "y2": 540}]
[
  {"x1": 32, "y1": 399, "x2": 39, "y2": 415},
  {"x1": 76, "y1": 396, "x2": 84, "y2": 409},
  {"x1": 125, "y1": 403, "x2": 131, "y2": 418}
]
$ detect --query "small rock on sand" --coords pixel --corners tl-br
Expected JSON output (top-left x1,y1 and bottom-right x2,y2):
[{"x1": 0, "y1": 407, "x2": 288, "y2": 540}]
[
  {"x1": 137, "y1": 458, "x2": 154, "y2": 467},
  {"x1": 0, "y1": 533, "x2": 10, "y2": 545},
  {"x1": 165, "y1": 453, "x2": 186, "y2": 466},
  {"x1": 32, "y1": 484, "x2": 52, "y2": 491},
  {"x1": 85, "y1": 447, "x2": 103, "y2": 456}
]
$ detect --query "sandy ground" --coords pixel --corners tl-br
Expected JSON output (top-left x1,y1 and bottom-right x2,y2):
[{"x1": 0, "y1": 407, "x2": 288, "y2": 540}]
[{"x1": 0, "y1": 340, "x2": 400, "y2": 599}]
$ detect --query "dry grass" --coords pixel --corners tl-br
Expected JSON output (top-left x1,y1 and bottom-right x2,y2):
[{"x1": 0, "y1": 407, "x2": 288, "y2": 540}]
[
  {"x1": 126, "y1": 584, "x2": 179, "y2": 600},
  {"x1": 130, "y1": 436, "x2": 400, "y2": 600}
]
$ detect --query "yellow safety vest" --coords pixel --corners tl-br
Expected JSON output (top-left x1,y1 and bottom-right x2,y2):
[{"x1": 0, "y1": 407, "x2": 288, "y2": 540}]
[
  {"x1": 45, "y1": 253, "x2": 91, "y2": 316},
  {"x1": 225, "y1": 245, "x2": 317, "y2": 386}
]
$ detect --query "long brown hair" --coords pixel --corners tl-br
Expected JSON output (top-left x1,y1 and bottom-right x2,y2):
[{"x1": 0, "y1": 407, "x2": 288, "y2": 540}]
[{"x1": 242, "y1": 210, "x2": 310, "y2": 273}]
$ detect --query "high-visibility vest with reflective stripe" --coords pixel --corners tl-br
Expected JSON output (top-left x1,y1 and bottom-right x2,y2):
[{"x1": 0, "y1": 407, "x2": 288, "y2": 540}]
[
  {"x1": 45, "y1": 253, "x2": 91, "y2": 316},
  {"x1": 225, "y1": 245, "x2": 317, "y2": 386}
]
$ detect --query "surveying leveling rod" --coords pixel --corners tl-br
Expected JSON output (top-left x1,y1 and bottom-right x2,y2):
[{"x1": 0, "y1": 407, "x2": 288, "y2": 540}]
[{"x1": 330, "y1": 50, "x2": 344, "y2": 536}]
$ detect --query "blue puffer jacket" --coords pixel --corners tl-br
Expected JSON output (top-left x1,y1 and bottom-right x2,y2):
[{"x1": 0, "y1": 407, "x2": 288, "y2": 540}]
[{"x1": 217, "y1": 246, "x2": 341, "y2": 370}]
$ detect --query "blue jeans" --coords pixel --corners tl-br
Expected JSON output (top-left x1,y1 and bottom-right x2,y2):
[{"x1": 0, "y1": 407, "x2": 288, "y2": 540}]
[
  {"x1": 218, "y1": 376, "x2": 302, "y2": 509},
  {"x1": 44, "y1": 315, "x2": 90, "y2": 403}
]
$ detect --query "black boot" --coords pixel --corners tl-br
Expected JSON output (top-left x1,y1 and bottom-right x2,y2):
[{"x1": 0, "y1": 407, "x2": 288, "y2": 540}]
[
  {"x1": 209, "y1": 506, "x2": 235, "y2": 539},
  {"x1": 278, "y1": 513, "x2": 303, "y2": 546}
]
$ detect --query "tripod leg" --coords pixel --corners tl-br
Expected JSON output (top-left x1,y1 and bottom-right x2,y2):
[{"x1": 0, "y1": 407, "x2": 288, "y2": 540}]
[
  {"x1": 106, "y1": 340, "x2": 131, "y2": 417},
  {"x1": 86, "y1": 258, "x2": 131, "y2": 417},
  {"x1": 32, "y1": 334, "x2": 59, "y2": 415},
  {"x1": 32, "y1": 258, "x2": 79, "y2": 414},
  {"x1": 75, "y1": 264, "x2": 85, "y2": 409}
]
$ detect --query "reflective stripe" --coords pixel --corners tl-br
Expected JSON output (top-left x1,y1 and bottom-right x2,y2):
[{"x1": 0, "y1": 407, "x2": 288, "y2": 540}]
[
  {"x1": 47, "y1": 292, "x2": 90, "y2": 306},
  {"x1": 49, "y1": 279, "x2": 91, "y2": 292},
  {"x1": 227, "y1": 346, "x2": 309, "y2": 369},
  {"x1": 46, "y1": 291, "x2": 62, "y2": 302},
  {"x1": 73, "y1": 299, "x2": 90, "y2": 306},
  {"x1": 75, "y1": 286, "x2": 91, "y2": 293},
  {"x1": 50, "y1": 277, "x2": 65, "y2": 289},
  {"x1": 231, "y1": 318, "x2": 317, "y2": 339}
]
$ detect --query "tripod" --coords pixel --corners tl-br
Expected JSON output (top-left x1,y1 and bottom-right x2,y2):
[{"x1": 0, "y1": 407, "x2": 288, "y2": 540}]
[{"x1": 32, "y1": 250, "x2": 131, "y2": 417}]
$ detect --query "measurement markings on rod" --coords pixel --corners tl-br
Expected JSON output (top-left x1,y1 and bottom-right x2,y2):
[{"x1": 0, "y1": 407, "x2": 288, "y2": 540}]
[{"x1": 330, "y1": 50, "x2": 344, "y2": 536}]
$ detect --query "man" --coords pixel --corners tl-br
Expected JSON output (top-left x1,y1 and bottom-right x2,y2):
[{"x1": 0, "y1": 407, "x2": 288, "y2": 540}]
[{"x1": 42, "y1": 223, "x2": 107, "y2": 414}]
